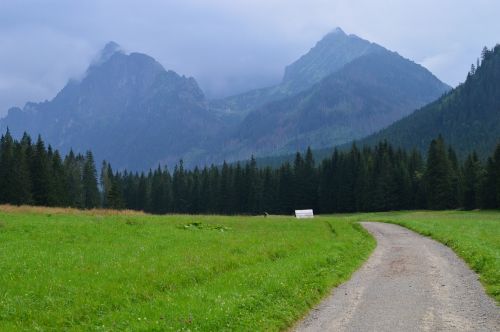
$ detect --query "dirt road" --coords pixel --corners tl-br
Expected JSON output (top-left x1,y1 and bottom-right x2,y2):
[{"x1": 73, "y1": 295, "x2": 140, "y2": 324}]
[{"x1": 294, "y1": 222, "x2": 499, "y2": 332}]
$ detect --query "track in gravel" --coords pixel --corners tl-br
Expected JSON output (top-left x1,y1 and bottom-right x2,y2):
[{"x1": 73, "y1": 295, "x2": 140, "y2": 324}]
[{"x1": 294, "y1": 222, "x2": 499, "y2": 332}]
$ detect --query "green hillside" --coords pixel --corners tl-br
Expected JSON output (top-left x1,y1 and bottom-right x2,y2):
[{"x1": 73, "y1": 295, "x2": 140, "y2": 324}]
[{"x1": 359, "y1": 45, "x2": 500, "y2": 158}]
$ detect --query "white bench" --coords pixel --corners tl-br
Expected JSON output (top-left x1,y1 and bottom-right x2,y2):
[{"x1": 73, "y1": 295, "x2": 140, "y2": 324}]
[{"x1": 295, "y1": 209, "x2": 314, "y2": 218}]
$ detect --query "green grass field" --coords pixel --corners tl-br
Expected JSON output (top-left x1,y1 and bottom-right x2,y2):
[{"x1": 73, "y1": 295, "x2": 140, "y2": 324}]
[
  {"x1": 0, "y1": 206, "x2": 374, "y2": 331},
  {"x1": 1, "y1": 207, "x2": 498, "y2": 331},
  {"x1": 359, "y1": 210, "x2": 500, "y2": 303}
]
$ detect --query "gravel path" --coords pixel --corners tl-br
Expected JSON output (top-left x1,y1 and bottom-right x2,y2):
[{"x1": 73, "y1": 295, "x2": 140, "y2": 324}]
[{"x1": 294, "y1": 222, "x2": 499, "y2": 332}]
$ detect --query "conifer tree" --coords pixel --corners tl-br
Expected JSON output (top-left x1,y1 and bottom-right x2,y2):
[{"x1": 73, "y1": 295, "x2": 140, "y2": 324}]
[
  {"x1": 64, "y1": 150, "x2": 84, "y2": 208},
  {"x1": 199, "y1": 167, "x2": 212, "y2": 213},
  {"x1": 481, "y1": 157, "x2": 497, "y2": 209},
  {"x1": 189, "y1": 167, "x2": 201, "y2": 214},
  {"x1": 292, "y1": 152, "x2": 305, "y2": 208},
  {"x1": 302, "y1": 147, "x2": 318, "y2": 210},
  {"x1": 425, "y1": 136, "x2": 454, "y2": 210},
  {"x1": 219, "y1": 162, "x2": 233, "y2": 214},
  {"x1": 462, "y1": 152, "x2": 483, "y2": 210},
  {"x1": 107, "y1": 173, "x2": 125, "y2": 210},
  {"x1": 82, "y1": 151, "x2": 100, "y2": 209},
  {"x1": 0, "y1": 130, "x2": 15, "y2": 203},
  {"x1": 494, "y1": 144, "x2": 500, "y2": 207},
  {"x1": 447, "y1": 147, "x2": 461, "y2": 208},
  {"x1": 408, "y1": 149, "x2": 426, "y2": 208},
  {"x1": 370, "y1": 142, "x2": 398, "y2": 211},
  {"x1": 11, "y1": 142, "x2": 32, "y2": 204},
  {"x1": 150, "y1": 166, "x2": 166, "y2": 213},
  {"x1": 31, "y1": 136, "x2": 51, "y2": 206},
  {"x1": 277, "y1": 162, "x2": 294, "y2": 214},
  {"x1": 50, "y1": 150, "x2": 67, "y2": 206},
  {"x1": 100, "y1": 161, "x2": 112, "y2": 208},
  {"x1": 136, "y1": 174, "x2": 149, "y2": 211},
  {"x1": 207, "y1": 165, "x2": 220, "y2": 213},
  {"x1": 173, "y1": 160, "x2": 188, "y2": 213},
  {"x1": 246, "y1": 156, "x2": 262, "y2": 214},
  {"x1": 261, "y1": 167, "x2": 278, "y2": 213}
]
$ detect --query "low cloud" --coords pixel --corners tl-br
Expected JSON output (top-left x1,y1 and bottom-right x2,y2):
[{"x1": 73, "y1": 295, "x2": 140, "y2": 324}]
[{"x1": 1, "y1": 0, "x2": 499, "y2": 115}]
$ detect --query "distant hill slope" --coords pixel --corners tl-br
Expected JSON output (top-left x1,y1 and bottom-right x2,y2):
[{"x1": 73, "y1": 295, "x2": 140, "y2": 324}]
[
  {"x1": 210, "y1": 28, "x2": 387, "y2": 115},
  {"x1": 358, "y1": 44, "x2": 500, "y2": 158},
  {"x1": 215, "y1": 49, "x2": 450, "y2": 162},
  {"x1": 0, "y1": 43, "x2": 223, "y2": 170}
]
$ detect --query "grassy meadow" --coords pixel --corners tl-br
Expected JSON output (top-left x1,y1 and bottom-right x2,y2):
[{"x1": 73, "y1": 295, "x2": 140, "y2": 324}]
[
  {"x1": 0, "y1": 206, "x2": 374, "y2": 331},
  {"x1": 360, "y1": 210, "x2": 500, "y2": 303},
  {"x1": 1, "y1": 207, "x2": 498, "y2": 331}
]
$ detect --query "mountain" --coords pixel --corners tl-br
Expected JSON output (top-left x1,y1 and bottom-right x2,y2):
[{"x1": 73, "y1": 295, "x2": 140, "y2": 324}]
[
  {"x1": 281, "y1": 27, "x2": 384, "y2": 93},
  {"x1": 214, "y1": 48, "x2": 450, "y2": 162},
  {"x1": 1, "y1": 30, "x2": 452, "y2": 170},
  {"x1": 0, "y1": 42, "x2": 222, "y2": 170},
  {"x1": 210, "y1": 28, "x2": 387, "y2": 115},
  {"x1": 358, "y1": 44, "x2": 500, "y2": 158}
]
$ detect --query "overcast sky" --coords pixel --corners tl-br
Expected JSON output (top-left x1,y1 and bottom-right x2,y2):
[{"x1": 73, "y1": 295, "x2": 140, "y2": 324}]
[{"x1": 1, "y1": 0, "x2": 499, "y2": 116}]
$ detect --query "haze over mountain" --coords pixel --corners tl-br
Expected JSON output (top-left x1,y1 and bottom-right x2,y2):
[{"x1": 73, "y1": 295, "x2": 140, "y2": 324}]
[
  {"x1": 1, "y1": 29, "x2": 450, "y2": 170},
  {"x1": 0, "y1": 42, "x2": 223, "y2": 170},
  {"x1": 211, "y1": 31, "x2": 449, "y2": 162},
  {"x1": 211, "y1": 28, "x2": 387, "y2": 115},
  {"x1": 358, "y1": 44, "x2": 500, "y2": 158}
]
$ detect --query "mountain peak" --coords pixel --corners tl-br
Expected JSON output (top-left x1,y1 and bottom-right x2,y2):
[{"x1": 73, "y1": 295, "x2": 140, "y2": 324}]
[
  {"x1": 103, "y1": 41, "x2": 121, "y2": 54},
  {"x1": 92, "y1": 41, "x2": 123, "y2": 66},
  {"x1": 329, "y1": 27, "x2": 346, "y2": 36},
  {"x1": 281, "y1": 27, "x2": 379, "y2": 92}
]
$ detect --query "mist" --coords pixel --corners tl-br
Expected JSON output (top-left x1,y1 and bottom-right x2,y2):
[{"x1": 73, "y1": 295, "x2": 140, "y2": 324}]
[{"x1": 1, "y1": 0, "x2": 499, "y2": 115}]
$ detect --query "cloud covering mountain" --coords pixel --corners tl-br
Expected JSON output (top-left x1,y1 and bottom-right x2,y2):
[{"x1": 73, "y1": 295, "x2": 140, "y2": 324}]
[{"x1": 1, "y1": 1, "x2": 499, "y2": 116}]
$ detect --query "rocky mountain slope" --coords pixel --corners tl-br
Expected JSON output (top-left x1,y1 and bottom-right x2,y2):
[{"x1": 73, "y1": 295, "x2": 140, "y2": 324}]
[
  {"x1": 1, "y1": 30, "x2": 452, "y2": 169},
  {"x1": 1, "y1": 42, "x2": 223, "y2": 169}
]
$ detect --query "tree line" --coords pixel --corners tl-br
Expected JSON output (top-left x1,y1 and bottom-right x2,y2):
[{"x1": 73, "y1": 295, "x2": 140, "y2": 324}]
[
  {"x1": 0, "y1": 132, "x2": 100, "y2": 208},
  {"x1": 1, "y1": 130, "x2": 500, "y2": 214}
]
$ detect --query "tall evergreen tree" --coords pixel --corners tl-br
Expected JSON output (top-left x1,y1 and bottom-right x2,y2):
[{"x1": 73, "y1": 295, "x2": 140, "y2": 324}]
[
  {"x1": 150, "y1": 166, "x2": 166, "y2": 213},
  {"x1": 189, "y1": 167, "x2": 201, "y2": 214},
  {"x1": 425, "y1": 136, "x2": 454, "y2": 210},
  {"x1": 494, "y1": 144, "x2": 500, "y2": 207},
  {"x1": 462, "y1": 152, "x2": 483, "y2": 210},
  {"x1": 261, "y1": 167, "x2": 278, "y2": 213},
  {"x1": 11, "y1": 141, "x2": 32, "y2": 204},
  {"x1": 246, "y1": 156, "x2": 262, "y2": 214},
  {"x1": 82, "y1": 151, "x2": 100, "y2": 209},
  {"x1": 481, "y1": 157, "x2": 497, "y2": 209},
  {"x1": 277, "y1": 162, "x2": 295, "y2": 215},
  {"x1": 0, "y1": 130, "x2": 16, "y2": 203},
  {"x1": 100, "y1": 161, "x2": 113, "y2": 208},
  {"x1": 136, "y1": 173, "x2": 149, "y2": 211},
  {"x1": 448, "y1": 147, "x2": 461, "y2": 208},
  {"x1": 219, "y1": 162, "x2": 234, "y2": 214},
  {"x1": 107, "y1": 173, "x2": 125, "y2": 210},
  {"x1": 173, "y1": 160, "x2": 188, "y2": 213},
  {"x1": 50, "y1": 150, "x2": 67, "y2": 206},
  {"x1": 31, "y1": 136, "x2": 51, "y2": 206}
]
